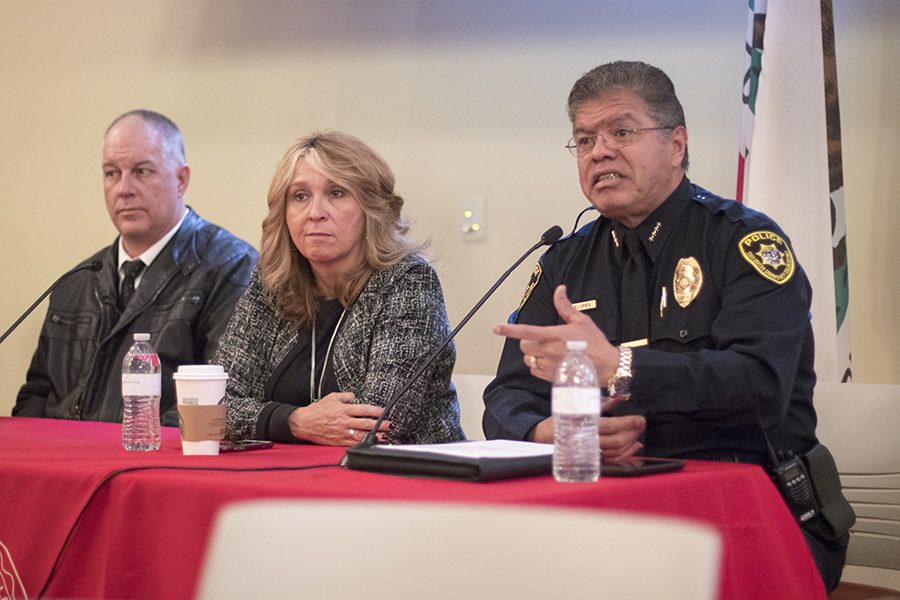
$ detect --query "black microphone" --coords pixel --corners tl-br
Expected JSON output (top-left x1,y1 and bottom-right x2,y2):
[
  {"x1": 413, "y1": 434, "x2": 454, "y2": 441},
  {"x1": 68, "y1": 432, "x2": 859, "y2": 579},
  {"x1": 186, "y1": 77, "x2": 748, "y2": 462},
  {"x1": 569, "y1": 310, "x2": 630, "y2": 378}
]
[
  {"x1": 347, "y1": 225, "x2": 563, "y2": 456},
  {"x1": 0, "y1": 260, "x2": 103, "y2": 345}
]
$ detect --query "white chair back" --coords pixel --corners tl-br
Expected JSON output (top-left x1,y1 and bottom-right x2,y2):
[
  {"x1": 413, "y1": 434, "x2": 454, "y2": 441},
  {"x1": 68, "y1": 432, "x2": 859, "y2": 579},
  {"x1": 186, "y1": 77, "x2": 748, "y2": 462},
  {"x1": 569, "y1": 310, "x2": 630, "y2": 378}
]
[
  {"x1": 197, "y1": 500, "x2": 722, "y2": 600},
  {"x1": 451, "y1": 373, "x2": 494, "y2": 441},
  {"x1": 814, "y1": 382, "x2": 900, "y2": 571}
]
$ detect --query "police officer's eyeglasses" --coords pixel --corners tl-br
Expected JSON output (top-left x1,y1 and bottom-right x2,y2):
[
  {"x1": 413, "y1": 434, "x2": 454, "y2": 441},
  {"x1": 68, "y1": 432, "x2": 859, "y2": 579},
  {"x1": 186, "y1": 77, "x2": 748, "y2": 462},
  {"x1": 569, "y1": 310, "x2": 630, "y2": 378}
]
[{"x1": 565, "y1": 126, "x2": 675, "y2": 157}]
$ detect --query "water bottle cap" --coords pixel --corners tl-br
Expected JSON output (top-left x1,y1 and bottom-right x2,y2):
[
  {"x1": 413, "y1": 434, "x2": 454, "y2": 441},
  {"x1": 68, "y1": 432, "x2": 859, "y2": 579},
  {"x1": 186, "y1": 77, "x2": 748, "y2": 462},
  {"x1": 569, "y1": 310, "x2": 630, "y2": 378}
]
[
  {"x1": 133, "y1": 333, "x2": 151, "y2": 342},
  {"x1": 566, "y1": 340, "x2": 588, "y2": 351}
]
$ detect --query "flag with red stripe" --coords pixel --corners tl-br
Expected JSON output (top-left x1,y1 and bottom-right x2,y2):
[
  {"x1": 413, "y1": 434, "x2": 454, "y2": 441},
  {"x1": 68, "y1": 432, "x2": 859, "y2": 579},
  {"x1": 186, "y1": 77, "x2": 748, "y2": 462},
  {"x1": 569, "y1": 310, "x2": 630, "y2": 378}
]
[{"x1": 738, "y1": 0, "x2": 852, "y2": 382}]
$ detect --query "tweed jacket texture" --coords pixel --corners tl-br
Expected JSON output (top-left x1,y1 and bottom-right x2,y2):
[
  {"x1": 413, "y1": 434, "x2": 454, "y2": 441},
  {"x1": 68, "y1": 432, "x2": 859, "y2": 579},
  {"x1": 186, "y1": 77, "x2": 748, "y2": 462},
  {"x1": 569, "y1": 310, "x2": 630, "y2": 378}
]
[{"x1": 216, "y1": 254, "x2": 464, "y2": 444}]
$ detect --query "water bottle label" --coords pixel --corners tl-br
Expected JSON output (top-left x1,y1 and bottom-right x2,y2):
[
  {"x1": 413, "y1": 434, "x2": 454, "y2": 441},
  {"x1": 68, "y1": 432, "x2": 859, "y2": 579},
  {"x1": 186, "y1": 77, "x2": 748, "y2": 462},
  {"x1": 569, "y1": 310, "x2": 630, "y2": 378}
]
[
  {"x1": 122, "y1": 373, "x2": 161, "y2": 396},
  {"x1": 552, "y1": 387, "x2": 600, "y2": 415}
]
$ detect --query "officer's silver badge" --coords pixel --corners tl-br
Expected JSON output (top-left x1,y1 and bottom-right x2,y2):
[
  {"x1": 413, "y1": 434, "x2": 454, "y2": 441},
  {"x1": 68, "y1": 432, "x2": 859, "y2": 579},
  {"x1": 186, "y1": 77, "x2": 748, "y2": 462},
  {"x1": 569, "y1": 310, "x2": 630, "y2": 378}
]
[{"x1": 673, "y1": 257, "x2": 703, "y2": 308}]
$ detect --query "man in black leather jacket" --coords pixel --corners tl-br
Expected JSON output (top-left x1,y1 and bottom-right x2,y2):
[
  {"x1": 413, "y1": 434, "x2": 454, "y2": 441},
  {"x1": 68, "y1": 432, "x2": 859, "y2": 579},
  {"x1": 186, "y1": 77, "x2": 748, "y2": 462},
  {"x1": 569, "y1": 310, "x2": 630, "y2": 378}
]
[{"x1": 13, "y1": 110, "x2": 256, "y2": 426}]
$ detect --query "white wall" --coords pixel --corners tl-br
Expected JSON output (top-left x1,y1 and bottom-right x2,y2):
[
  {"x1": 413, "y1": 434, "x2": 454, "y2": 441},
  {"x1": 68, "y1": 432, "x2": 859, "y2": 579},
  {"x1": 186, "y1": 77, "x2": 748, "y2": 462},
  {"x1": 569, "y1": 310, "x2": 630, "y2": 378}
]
[{"x1": 1, "y1": 0, "x2": 898, "y2": 417}]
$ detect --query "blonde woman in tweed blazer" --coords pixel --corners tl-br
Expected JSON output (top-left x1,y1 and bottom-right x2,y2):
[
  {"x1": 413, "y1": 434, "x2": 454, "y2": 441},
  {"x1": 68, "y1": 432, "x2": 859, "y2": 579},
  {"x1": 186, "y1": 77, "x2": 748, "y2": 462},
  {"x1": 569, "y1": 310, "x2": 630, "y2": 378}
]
[{"x1": 215, "y1": 132, "x2": 464, "y2": 446}]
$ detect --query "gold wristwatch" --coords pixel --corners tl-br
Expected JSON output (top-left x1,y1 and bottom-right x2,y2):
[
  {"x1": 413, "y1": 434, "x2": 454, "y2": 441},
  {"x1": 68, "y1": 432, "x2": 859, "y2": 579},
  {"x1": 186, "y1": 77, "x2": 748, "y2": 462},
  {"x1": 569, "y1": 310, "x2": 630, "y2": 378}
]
[{"x1": 608, "y1": 346, "x2": 633, "y2": 401}]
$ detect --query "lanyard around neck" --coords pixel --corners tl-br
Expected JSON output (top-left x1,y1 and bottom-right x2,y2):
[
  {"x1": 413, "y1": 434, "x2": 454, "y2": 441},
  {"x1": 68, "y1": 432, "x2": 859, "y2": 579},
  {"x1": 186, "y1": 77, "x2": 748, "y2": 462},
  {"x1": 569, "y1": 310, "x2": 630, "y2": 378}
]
[{"x1": 309, "y1": 308, "x2": 347, "y2": 404}]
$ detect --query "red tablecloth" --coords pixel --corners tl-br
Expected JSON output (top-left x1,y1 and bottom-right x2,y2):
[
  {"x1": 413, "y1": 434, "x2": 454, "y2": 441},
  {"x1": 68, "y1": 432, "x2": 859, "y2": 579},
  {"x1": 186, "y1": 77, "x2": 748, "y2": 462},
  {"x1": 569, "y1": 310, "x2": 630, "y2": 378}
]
[{"x1": 0, "y1": 417, "x2": 825, "y2": 600}]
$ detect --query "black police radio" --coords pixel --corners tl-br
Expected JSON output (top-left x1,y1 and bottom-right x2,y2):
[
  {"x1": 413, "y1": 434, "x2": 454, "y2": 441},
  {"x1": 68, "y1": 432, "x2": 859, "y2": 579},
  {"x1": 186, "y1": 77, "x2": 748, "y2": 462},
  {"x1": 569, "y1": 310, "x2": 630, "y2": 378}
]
[
  {"x1": 771, "y1": 450, "x2": 819, "y2": 523},
  {"x1": 760, "y1": 413, "x2": 854, "y2": 538}
]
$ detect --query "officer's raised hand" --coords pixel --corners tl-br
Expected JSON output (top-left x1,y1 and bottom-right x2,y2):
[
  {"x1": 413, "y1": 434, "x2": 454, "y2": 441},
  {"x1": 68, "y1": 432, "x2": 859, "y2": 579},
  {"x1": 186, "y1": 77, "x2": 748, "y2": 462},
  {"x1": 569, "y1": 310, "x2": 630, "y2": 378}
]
[
  {"x1": 495, "y1": 284, "x2": 619, "y2": 383},
  {"x1": 493, "y1": 284, "x2": 645, "y2": 459}
]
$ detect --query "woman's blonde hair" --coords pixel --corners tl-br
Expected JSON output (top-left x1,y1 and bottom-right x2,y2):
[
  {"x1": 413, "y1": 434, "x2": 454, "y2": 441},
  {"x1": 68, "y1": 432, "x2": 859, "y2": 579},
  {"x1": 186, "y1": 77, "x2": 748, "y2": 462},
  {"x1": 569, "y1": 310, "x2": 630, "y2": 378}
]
[{"x1": 259, "y1": 131, "x2": 424, "y2": 327}]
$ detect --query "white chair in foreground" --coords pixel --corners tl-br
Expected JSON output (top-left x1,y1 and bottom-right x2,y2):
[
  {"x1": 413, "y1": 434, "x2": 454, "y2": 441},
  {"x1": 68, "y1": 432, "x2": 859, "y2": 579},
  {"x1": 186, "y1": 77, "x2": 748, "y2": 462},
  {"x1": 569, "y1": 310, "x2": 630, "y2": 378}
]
[
  {"x1": 814, "y1": 382, "x2": 900, "y2": 597},
  {"x1": 197, "y1": 500, "x2": 721, "y2": 600},
  {"x1": 451, "y1": 372, "x2": 494, "y2": 441}
]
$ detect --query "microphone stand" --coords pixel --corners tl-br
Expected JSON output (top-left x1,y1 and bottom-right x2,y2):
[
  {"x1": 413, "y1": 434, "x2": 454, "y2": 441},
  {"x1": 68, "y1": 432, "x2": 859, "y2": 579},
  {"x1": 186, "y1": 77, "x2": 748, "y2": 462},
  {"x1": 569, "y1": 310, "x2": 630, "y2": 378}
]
[
  {"x1": 0, "y1": 261, "x2": 103, "y2": 345},
  {"x1": 342, "y1": 226, "x2": 563, "y2": 465}
]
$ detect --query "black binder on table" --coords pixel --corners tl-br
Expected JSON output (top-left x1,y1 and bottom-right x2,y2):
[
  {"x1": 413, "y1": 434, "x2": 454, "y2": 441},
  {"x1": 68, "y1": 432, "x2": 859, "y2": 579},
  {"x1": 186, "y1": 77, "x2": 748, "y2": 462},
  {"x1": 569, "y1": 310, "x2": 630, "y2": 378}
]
[
  {"x1": 343, "y1": 440, "x2": 684, "y2": 482},
  {"x1": 344, "y1": 440, "x2": 553, "y2": 482}
]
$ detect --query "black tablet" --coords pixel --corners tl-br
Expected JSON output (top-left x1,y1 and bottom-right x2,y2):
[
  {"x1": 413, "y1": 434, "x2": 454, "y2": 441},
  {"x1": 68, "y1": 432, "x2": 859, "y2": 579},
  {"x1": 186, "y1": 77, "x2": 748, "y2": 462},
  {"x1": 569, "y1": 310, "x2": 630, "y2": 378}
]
[
  {"x1": 601, "y1": 457, "x2": 685, "y2": 477},
  {"x1": 219, "y1": 440, "x2": 274, "y2": 453}
]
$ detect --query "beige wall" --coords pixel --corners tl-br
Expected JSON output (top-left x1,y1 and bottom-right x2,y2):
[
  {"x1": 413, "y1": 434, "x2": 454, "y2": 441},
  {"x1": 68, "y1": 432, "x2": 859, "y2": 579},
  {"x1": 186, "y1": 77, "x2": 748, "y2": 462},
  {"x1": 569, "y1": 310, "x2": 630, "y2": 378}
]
[{"x1": 1, "y1": 1, "x2": 898, "y2": 417}]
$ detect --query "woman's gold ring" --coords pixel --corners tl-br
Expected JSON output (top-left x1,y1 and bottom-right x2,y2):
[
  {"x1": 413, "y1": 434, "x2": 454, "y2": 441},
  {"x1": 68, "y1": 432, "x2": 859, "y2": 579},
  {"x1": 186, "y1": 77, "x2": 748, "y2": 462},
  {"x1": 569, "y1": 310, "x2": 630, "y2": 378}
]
[{"x1": 528, "y1": 355, "x2": 538, "y2": 369}]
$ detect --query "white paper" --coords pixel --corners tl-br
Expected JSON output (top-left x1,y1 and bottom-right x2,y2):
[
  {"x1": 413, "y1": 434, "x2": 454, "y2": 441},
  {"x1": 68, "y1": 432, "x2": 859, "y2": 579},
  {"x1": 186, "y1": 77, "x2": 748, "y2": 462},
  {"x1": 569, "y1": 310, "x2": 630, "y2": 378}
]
[{"x1": 374, "y1": 439, "x2": 553, "y2": 459}]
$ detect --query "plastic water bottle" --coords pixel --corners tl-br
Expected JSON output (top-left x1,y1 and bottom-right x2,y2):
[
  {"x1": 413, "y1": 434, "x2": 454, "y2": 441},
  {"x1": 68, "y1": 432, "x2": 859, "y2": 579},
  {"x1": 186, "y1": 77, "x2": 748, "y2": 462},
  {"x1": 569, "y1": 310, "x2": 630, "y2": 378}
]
[
  {"x1": 121, "y1": 333, "x2": 161, "y2": 451},
  {"x1": 553, "y1": 340, "x2": 601, "y2": 482}
]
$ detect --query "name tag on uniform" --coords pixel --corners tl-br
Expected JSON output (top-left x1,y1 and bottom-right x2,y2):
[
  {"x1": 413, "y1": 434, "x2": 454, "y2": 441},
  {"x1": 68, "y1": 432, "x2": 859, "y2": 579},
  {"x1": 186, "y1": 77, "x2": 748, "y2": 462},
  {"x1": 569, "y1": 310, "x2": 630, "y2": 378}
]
[
  {"x1": 621, "y1": 338, "x2": 649, "y2": 348},
  {"x1": 572, "y1": 300, "x2": 597, "y2": 312}
]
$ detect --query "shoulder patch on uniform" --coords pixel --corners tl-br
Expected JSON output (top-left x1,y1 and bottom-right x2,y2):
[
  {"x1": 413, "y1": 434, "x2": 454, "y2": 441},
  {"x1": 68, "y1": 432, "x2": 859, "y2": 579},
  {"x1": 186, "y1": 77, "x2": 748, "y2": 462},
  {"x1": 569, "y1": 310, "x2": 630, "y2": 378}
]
[
  {"x1": 738, "y1": 231, "x2": 795, "y2": 284},
  {"x1": 517, "y1": 263, "x2": 542, "y2": 309}
]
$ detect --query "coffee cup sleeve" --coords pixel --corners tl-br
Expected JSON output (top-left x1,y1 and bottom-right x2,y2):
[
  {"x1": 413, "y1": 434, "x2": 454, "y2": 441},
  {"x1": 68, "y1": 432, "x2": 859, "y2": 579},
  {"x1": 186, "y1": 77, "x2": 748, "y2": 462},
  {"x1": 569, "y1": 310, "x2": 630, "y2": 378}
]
[{"x1": 178, "y1": 404, "x2": 226, "y2": 442}]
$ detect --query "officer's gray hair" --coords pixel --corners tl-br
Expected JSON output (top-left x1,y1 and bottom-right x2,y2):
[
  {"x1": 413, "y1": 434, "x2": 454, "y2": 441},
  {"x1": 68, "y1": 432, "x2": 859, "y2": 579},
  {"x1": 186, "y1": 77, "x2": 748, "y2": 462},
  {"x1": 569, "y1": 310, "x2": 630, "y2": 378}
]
[{"x1": 567, "y1": 61, "x2": 689, "y2": 170}]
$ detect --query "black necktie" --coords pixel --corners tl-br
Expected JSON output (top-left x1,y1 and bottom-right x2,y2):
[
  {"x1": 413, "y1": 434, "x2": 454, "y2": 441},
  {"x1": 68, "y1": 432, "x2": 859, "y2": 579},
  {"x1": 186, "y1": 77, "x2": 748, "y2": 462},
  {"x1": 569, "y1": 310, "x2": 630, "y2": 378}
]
[
  {"x1": 620, "y1": 230, "x2": 649, "y2": 343},
  {"x1": 119, "y1": 260, "x2": 145, "y2": 311}
]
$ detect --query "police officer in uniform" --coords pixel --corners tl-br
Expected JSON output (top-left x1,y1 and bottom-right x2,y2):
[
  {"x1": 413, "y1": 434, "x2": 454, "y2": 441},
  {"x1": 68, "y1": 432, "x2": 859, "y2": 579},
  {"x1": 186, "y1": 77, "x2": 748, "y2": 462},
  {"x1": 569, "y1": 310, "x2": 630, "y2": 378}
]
[{"x1": 484, "y1": 61, "x2": 848, "y2": 592}]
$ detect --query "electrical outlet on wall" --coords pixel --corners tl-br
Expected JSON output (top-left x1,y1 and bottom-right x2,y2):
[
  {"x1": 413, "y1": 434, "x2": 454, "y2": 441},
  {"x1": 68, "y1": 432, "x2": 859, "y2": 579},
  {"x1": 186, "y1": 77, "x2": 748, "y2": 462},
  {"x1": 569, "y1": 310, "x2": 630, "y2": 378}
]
[{"x1": 461, "y1": 197, "x2": 486, "y2": 243}]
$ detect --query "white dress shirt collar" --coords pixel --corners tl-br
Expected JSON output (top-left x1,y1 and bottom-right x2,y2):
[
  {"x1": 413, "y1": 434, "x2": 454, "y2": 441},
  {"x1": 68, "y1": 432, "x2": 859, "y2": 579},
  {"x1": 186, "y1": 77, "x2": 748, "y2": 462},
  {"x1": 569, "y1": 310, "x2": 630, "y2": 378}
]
[{"x1": 117, "y1": 207, "x2": 189, "y2": 288}]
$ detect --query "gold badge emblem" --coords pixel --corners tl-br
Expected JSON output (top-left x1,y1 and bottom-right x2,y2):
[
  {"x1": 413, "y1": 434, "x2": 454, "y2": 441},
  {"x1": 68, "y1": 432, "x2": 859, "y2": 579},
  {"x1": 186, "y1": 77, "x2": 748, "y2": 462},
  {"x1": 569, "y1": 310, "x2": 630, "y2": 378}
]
[
  {"x1": 738, "y1": 231, "x2": 795, "y2": 284},
  {"x1": 673, "y1": 257, "x2": 703, "y2": 308},
  {"x1": 517, "y1": 263, "x2": 542, "y2": 309}
]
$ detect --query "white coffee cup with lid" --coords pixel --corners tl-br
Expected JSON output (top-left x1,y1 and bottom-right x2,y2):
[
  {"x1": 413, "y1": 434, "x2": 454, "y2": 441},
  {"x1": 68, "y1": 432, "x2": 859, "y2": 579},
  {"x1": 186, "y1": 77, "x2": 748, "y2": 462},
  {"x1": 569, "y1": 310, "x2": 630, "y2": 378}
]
[{"x1": 173, "y1": 365, "x2": 228, "y2": 455}]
